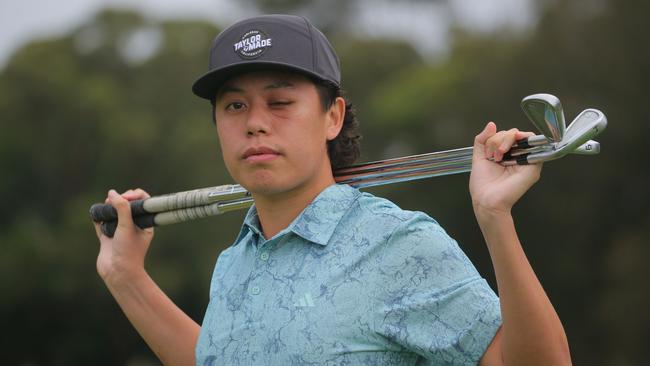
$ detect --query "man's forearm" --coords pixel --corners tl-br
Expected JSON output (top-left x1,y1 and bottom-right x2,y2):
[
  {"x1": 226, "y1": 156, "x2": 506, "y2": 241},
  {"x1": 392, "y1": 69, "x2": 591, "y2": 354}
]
[
  {"x1": 105, "y1": 270, "x2": 200, "y2": 366},
  {"x1": 476, "y1": 209, "x2": 571, "y2": 365}
]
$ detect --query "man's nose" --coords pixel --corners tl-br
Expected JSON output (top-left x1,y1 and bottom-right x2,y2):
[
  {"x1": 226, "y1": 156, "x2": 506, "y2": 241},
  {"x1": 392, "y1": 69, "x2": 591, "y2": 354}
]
[{"x1": 245, "y1": 104, "x2": 272, "y2": 136}]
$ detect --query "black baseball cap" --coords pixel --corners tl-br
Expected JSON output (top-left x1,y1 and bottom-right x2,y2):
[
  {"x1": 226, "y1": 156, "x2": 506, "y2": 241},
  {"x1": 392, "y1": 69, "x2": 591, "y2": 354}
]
[{"x1": 192, "y1": 14, "x2": 341, "y2": 100}]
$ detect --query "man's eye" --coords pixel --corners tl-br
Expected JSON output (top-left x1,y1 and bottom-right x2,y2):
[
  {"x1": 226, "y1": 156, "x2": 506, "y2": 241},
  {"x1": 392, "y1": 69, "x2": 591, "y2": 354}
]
[
  {"x1": 226, "y1": 102, "x2": 245, "y2": 111},
  {"x1": 269, "y1": 101, "x2": 293, "y2": 107}
]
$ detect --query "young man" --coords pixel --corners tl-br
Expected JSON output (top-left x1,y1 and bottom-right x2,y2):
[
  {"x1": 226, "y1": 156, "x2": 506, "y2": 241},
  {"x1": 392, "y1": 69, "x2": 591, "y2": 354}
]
[{"x1": 94, "y1": 15, "x2": 571, "y2": 365}]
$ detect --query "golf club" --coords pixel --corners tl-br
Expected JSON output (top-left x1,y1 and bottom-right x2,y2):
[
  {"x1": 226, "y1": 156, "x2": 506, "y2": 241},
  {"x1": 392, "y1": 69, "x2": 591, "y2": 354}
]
[
  {"x1": 90, "y1": 131, "x2": 558, "y2": 224},
  {"x1": 92, "y1": 136, "x2": 603, "y2": 237},
  {"x1": 91, "y1": 132, "x2": 598, "y2": 225}
]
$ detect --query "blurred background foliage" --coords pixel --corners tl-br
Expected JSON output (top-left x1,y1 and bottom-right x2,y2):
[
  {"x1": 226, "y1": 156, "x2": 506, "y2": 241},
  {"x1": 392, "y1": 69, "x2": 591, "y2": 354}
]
[{"x1": 1, "y1": 0, "x2": 648, "y2": 364}]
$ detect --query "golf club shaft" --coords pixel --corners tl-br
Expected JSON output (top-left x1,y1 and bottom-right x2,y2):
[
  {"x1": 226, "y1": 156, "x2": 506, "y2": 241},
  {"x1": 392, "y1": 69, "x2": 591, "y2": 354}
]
[
  {"x1": 91, "y1": 140, "x2": 521, "y2": 224},
  {"x1": 92, "y1": 146, "x2": 476, "y2": 223}
]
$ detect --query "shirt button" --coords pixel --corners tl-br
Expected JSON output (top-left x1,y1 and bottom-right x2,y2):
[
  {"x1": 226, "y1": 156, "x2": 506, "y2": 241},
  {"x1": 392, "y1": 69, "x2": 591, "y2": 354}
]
[
  {"x1": 250, "y1": 286, "x2": 261, "y2": 295},
  {"x1": 260, "y1": 252, "x2": 270, "y2": 261}
]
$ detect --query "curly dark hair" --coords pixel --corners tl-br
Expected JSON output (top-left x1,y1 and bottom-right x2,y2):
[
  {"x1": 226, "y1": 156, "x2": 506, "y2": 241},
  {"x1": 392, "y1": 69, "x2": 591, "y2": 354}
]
[
  {"x1": 210, "y1": 75, "x2": 362, "y2": 171},
  {"x1": 311, "y1": 78, "x2": 362, "y2": 170}
]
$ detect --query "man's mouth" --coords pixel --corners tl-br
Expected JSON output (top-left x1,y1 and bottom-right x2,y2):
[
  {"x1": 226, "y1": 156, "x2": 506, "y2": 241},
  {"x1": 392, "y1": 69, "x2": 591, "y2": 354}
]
[{"x1": 242, "y1": 146, "x2": 281, "y2": 162}]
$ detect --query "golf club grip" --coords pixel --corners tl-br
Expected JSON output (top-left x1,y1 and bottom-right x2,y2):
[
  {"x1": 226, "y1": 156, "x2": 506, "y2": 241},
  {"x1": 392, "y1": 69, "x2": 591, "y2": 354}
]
[
  {"x1": 90, "y1": 200, "x2": 147, "y2": 222},
  {"x1": 99, "y1": 198, "x2": 245, "y2": 237},
  {"x1": 90, "y1": 184, "x2": 249, "y2": 222},
  {"x1": 100, "y1": 214, "x2": 156, "y2": 237}
]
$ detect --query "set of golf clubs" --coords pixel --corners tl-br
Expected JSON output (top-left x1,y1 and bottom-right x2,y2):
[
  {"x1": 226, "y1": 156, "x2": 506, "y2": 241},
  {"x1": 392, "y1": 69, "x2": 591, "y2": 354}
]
[{"x1": 90, "y1": 93, "x2": 607, "y2": 237}]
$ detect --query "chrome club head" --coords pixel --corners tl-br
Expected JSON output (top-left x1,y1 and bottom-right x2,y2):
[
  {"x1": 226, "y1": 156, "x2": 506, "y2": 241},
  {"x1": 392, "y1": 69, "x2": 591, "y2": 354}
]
[
  {"x1": 562, "y1": 109, "x2": 607, "y2": 146},
  {"x1": 521, "y1": 93, "x2": 566, "y2": 143},
  {"x1": 526, "y1": 108, "x2": 607, "y2": 164}
]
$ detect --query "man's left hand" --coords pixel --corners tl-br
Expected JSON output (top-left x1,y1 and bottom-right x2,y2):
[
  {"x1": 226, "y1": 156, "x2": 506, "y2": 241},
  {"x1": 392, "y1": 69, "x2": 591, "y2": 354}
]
[{"x1": 469, "y1": 122, "x2": 543, "y2": 216}]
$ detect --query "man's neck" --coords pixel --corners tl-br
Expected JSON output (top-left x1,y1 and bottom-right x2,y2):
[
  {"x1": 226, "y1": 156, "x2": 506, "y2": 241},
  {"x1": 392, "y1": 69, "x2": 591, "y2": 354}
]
[{"x1": 252, "y1": 174, "x2": 335, "y2": 240}]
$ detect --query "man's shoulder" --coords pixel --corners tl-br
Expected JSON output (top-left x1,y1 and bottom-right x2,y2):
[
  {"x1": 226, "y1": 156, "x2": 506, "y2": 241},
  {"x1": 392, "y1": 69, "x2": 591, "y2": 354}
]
[
  {"x1": 354, "y1": 190, "x2": 439, "y2": 227},
  {"x1": 335, "y1": 188, "x2": 445, "y2": 243}
]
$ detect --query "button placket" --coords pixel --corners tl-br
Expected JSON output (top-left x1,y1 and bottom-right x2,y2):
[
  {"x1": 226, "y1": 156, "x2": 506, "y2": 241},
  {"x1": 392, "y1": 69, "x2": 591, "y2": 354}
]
[
  {"x1": 249, "y1": 236, "x2": 274, "y2": 297},
  {"x1": 248, "y1": 235, "x2": 286, "y2": 297},
  {"x1": 247, "y1": 234, "x2": 266, "y2": 297}
]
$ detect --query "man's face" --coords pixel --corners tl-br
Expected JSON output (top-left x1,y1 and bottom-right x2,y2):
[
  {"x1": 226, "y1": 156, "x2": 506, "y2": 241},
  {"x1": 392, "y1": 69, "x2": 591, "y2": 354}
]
[{"x1": 214, "y1": 70, "x2": 343, "y2": 197}]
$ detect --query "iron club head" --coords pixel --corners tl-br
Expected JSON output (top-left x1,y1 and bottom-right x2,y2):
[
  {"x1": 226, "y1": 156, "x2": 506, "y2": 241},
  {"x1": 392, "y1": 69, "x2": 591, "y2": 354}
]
[
  {"x1": 525, "y1": 108, "x2": 607, "y2": 164},
  {"x1": 521, "y1": 93, "x2": 566, "y2": 143}
]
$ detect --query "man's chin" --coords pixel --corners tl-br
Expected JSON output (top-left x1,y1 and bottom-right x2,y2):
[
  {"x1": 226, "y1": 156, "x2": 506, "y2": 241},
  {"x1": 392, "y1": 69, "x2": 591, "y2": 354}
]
[{"x1": 238, "y1": 174, "x2": 290, "y2": 196}]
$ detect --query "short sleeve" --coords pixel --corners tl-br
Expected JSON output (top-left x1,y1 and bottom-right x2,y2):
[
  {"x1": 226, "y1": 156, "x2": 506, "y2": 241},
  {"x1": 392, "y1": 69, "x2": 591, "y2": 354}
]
[{"x1": 372, "y1": 212, "x2": 502, "y2": 365}]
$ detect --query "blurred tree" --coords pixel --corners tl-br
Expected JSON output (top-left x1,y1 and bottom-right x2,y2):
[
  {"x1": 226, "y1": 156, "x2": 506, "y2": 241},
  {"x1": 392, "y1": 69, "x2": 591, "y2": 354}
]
[
  {"x1": 239, "y1": 0, "x2": 447, "y2": 34},
  {"x1": 239, "y1": 0, "x2": 354, "y2": 33},
  {"x1": 362, "y1": 1, "x2": 650, "y2": 364},
  {"x1": 0, "y1": 9, "x2": 236, "y2": 365}
]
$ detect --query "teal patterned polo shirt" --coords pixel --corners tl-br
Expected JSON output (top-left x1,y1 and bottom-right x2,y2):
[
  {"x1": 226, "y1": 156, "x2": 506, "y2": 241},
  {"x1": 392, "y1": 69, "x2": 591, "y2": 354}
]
[{"x1": 196, "y1": 184, "x2": 502, "y2": 365}]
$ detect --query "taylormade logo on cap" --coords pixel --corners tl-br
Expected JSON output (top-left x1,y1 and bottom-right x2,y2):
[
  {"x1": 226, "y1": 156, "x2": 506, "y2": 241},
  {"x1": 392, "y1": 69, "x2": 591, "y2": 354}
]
[{"x1": 233, "y1": 30, "x2": 272, "y2": 59}]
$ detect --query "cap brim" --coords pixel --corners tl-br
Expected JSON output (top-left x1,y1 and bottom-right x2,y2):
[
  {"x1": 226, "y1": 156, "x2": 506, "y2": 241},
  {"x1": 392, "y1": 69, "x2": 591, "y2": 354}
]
[{"x1": 191, "y1": 61, "x2": 338, "y2": 100}]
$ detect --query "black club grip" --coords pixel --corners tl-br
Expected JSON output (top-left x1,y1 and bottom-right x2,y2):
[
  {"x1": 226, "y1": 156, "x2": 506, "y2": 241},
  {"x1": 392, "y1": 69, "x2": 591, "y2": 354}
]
[
  {"x1": 514, "y1": 137, "x2": 532, "y2": 149},
  {"x1": 100, "y1": 214, "x2": 156, "y2": 237},
  {"x1": 89, "y1": 199, "x2": 148, "y2": 222},
  {"x1": 516, "y1": 154, "x2": 530, "y2": 165}
]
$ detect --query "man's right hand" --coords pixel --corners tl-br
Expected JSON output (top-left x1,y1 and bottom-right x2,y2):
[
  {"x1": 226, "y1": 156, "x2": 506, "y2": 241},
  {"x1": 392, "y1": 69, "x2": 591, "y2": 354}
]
[
  {"x1": 92, "y1": 189, "x2": 199, "y2": 365},
  {"x1": 93, "y1": 189, "x2": 154, "y2": 285}
]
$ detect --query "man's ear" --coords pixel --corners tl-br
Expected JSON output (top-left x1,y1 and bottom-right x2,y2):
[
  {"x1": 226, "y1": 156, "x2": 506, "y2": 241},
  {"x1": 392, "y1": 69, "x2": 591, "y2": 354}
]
[{"x1": 325, "y1": 97, "x2": 346, "y2": 141}]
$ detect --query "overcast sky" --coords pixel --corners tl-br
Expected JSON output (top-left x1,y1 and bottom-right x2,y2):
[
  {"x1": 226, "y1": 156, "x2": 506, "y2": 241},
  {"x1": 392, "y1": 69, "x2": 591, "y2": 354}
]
[{"x1": 0, "y1": 0, "x2": 536, "y2": 68}]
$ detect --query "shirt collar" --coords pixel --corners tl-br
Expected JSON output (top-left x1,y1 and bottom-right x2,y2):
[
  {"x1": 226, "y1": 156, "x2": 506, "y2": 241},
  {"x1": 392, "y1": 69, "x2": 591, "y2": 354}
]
[{"x1": 234, "y1": 184, "x2": 361, "y2": 246}]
